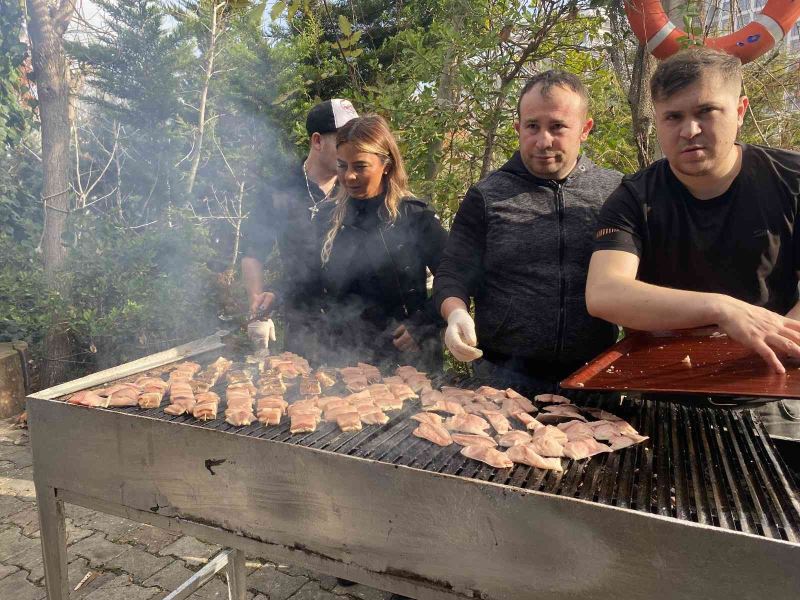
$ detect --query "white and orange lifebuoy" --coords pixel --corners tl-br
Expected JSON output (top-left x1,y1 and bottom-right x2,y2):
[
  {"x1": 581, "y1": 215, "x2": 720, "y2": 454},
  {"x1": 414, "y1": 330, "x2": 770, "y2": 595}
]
[{"x1": 625, "y1": 0, "x2": 800, "y2": 63}]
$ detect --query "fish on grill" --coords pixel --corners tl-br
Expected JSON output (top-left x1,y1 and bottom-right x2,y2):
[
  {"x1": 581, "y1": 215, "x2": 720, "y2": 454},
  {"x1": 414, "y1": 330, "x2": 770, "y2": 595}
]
[
  {"x1": 256, "y1": 396, "x2": 288, "y2": 414},
  {"x1": 420, "y1": 390, "x2": 444, "y2": 408},
  {"x1": 451, "y1": 433, "x2": 498, "y2": 447},
  {"x1": 460, "y1": 445, "x2": 514, "y2": 469},
  {"x1": 534, "y1": 393, "x2": 571, "y2": 404},
  {"x1": 165, "y1": 381, "x2": 196, "y2": 415},
  {"x1": 138, "y1": 392, "x2": 163, "y2": 409},
  {"x1": 358, "y1": 362, "x2": 382, "y2": 383},
  {"x1": 135, "y1": 377, "x2": 168, "y2": 393},
  {"x1": 388, "y1": 383, "x2": 417, "y2": 401},
  {"x1": 533, "y1": 425, "x2": 568, "y2": 445},
  {"x1": 411, "y1": 412, "x2": 443, "y2": 426},
  {"x1": 480, "y1": 410, "x2": 511, "y2": 435},
  {"x1": 257, "y1": 407, "x2": 282, "y2": 426},
  {"x1": 537, "y1": 405, "x2": 586, "y2": 424},
  {"x1": 558, "y1": 420, "x2": 595, "y2": 441},
  {"x1": 412, "y1": 422, "x2": 453, "y2": 446},
  {"x1": 511, "y1": 412, "x2": 542, "y2": 431},
  {"x1": 314, "y1": 369, "x2": 337, "y2": 389},
  {"x1": 422, "y1": 400, "x2": 465, "y2": 415},
  {"x1": 444, "y1": 414, "x2": 491, "y2": 435},
  {"x1": 325, "y1": 404, "x2": 356, "y2": 422},
  {"x1": 336, "y1": 411, "x2": 362, "y2": 432},
  {"x1": 108, "y1": 387, "x2": 140, "y2": 407},
  {"x1": 290, "y1": 412, "x2": 317, "y2": 434},
  {"x1": 227, "y1": 381, "x2": 257, "y2": 397},
  {"x1": 497, "y1": 430, "x2": 533, "y2": 447},
  {"x1": 563, "y1": 437, "x2": 611, "y2": 460},
  {"x1": 359, "y1": 407, "x2": 390, "y2": 425},
  {"x1": 299, "y1": 376, "x2": 322, "y2": 397},
  {"x1": 193, "y1": 392, "x2": 220, "y2": 420},
  {"x1": 529, "y1": 436, "x2": 566, "y2": 458},
  {"x1": 506, "y1": 445, "x2": 563, "y2": 471},
  {"x1": 502, "y1": 397, "x2": 536, "y2": 417},
  {"x1": 374, "y1": 395, "x2": 404, "y2": 412},
  {"x1": 67, "y1": 390, "x2": 109, "y2": 408},
  {"x1": 581, "y1": 407, "x2": 622, "y2": 421},
  {"x1": 474, "y1": 386, "x2": 507, "y2": 403}
]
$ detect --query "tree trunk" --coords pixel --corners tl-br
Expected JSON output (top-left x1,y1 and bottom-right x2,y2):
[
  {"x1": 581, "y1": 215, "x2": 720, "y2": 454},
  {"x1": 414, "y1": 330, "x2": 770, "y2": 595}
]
[
  {"x1": 26, "y1": 0, "x2": 76, "y2": 388},
  {"x1": 187, "y1": 1, "x2": 221, "y2": 195},
  {"x1": 628, "y1": 42, "x2": 657, "y2": 168},
  {"x1": 424, "y1": 8, "x2": 464, "y2": 182}
]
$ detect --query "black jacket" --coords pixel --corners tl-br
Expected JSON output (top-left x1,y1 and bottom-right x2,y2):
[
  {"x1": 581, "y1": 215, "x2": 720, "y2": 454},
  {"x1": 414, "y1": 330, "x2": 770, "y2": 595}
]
[
  {"x1": 433, "y1": 152, "x2": 622, "y2": 377},
  {"x1": 322, "y1": 195, "x2": 448, "y2": 369}
]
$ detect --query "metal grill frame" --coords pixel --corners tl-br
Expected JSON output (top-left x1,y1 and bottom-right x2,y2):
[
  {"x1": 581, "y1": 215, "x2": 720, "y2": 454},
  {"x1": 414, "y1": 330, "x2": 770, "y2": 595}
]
[{"x1": 27, "y1": 334, "x2": 800, "y2": 600}]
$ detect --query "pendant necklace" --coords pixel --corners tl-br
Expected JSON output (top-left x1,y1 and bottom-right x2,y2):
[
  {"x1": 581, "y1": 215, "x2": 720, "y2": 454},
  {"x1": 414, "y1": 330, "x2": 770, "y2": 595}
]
[{"x1": 303, "y1": 161, "x2": 332, "y2": 220}]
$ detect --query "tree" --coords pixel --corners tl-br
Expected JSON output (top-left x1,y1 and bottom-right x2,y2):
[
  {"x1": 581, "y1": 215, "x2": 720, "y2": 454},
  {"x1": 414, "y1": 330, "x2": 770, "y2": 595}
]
[
  {"x1": 0, "y1": 0, "x2": 30, "y2": 148},
  {"x1": 25, "y1": 0, "x2": 77, "y2": 387}
]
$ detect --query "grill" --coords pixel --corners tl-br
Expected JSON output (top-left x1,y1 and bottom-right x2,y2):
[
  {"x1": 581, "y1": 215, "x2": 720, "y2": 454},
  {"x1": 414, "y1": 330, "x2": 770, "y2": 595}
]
[
  {"x1": 98, "y1": 369, "x2": 800, "y2": 543},
  {"x1": 27, "y1": 334, "x2": 800, "y2": 600}
]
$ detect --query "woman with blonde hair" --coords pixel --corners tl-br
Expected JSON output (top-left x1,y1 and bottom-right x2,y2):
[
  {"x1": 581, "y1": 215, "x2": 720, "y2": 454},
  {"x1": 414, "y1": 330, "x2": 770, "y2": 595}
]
[{"x1": 319, "y1": 114, "x2": 448, "y2": 370}]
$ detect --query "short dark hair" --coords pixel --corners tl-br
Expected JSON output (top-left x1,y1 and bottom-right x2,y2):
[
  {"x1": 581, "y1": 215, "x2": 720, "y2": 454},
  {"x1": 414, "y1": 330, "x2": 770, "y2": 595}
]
[
  {"x1": 650, "y1": 47, "x2": 742, "y2": 103},
  {"x1": 517, "y1": 70, "x2": 589, "y2": 116}
]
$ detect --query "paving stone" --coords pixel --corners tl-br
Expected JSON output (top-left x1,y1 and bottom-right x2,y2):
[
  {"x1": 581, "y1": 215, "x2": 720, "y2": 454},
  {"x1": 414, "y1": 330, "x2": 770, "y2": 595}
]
[
  {"x1": 0, "y1": 460, "x2": 16, "y2": 475},
  {"x1": 105, "y1": 546, "x2": 172, "y2": 583},
  {"x1": 0, "y1": 472, "x2": 35, "y2": 498},
  {"x1": 0, "y1": 446, "x2": 33, "y2": 469},
  {"x1": 0, "y1": 563, "x2": 19, "y2": 580},
  {"x1": 291, "y1": 580, "x2": 344, "y2": 600},
  {"x1": 5, "y1": 543, "x2": 44, "y2": 583},
  {"x1": 118, "y1": 524, "x2": 181, "y2": 554},
  {"x1": 66, "y1": 520, "x2": 94, "y2": 545},
  {"x1": 64, "y1": 504, "x2": 98, "y2": 526},
  {"x1": 332, "y1": 583, "x2": 392, "y2": 600},
  {"x1": 70, "y1": 532, "x2": 129, "y2": 567},
  {"x1": 158, "y1": 536, "x2": 219, "y2": 566},
  {"x1": 68, "y1": 558, "x2": 118, "y2": 599},
  {"x1": 187, "y1": 576, "x2": 231, "y2": 599},
  {"x1": 82, "y1": 574, "x2": 159, "y2": 600},
  {"x1": 83, "y1": 512, "x2": 140, "y2": 542},
  {"x1": 143, "y1": 559, "x2": 194, "y2": 591},
  {"x1": 0, "y1": 495, "x2": 27, "y2": 518},
  {"x1": 0, "y1": 569, "x2": 45, "y2": 600},
  {"x1": 0, "y1": 525, "x2": 39, "y2": 561},
  {"x1": 249, "y1": 563, "x2": 308, "y2": 600},
  {"x1": 276, "y1": 564, "x2": 339, "y2": 591},
  {"x1": 5, "y1": 504, "x2": 40, "y2": 536}
]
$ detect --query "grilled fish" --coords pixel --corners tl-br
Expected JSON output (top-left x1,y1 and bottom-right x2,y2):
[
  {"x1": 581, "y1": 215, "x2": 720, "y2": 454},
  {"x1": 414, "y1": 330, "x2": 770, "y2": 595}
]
[
  {"x1": 460, "y1": 445, "x2": 513, "y2": 469},
  {"x1": 506, "y1": 445, "x2": 563, "y2": 471},
  {"x1": 412, "y1": 422, "x2": 452, "y2": 446}
]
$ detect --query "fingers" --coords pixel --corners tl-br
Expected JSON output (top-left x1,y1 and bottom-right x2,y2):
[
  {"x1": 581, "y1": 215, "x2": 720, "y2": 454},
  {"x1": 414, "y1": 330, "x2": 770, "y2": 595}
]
[
  {"x1": 393, "y1": 324, "x2": 406, "y2": 338},
  {"x1": 393, "y1": 331, "x2": 419, "y2": 353},
  {"x1": 752, "y1": 339, "x2": 785, "y2": 374},
  {"x1": 445, "y1": 329, "x2": 483, "y2": 362},
  {"x1": 458, "y1": 319, "x2": 478, "y2": 347}
]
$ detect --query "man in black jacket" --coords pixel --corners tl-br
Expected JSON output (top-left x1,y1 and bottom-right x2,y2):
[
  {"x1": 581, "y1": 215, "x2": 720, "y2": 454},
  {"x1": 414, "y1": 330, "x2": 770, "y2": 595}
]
[
  {"x1": 240, "y1": 99, "x2": 358, "y2": 359},
  {"x1": 433, "y1": 71, "x2": 621, "y2": 389}
]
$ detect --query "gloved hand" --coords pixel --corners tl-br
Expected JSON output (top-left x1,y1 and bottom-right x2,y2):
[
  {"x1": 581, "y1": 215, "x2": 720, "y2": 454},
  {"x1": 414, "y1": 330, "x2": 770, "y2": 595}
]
[
  {"x1": 247, "y1": 319, "x2": 276, "y2": 350},
  {"x1": 444, "y1": 308, "x2": 483, "y2": 362}
]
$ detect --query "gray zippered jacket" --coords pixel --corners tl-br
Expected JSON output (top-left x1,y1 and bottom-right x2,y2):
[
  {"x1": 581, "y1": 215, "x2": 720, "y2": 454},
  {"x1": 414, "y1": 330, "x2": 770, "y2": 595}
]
[{"x1": 433, "y1": 151, "x2": 622, "y2": 375}]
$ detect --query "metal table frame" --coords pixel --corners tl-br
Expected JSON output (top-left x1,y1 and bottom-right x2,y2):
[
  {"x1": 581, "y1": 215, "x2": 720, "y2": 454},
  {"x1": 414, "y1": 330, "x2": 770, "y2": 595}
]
[{"x1": 27, "y1": 334, "x2": 800, "y2": 600}]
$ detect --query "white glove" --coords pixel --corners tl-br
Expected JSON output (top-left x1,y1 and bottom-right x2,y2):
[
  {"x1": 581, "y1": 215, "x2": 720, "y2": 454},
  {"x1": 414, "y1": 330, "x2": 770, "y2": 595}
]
[
  {"x1": 444, "y1": 308, "x2": 483, "y2": 362},
  {"x1": 247, "y1": 319, "x2": 276, "y2": 350}
]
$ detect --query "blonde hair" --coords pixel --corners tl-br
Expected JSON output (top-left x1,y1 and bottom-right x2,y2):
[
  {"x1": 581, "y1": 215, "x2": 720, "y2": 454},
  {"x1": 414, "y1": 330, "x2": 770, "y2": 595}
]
[{"x1": 321, "y1": 114, "x2": 413, "y2": 264}]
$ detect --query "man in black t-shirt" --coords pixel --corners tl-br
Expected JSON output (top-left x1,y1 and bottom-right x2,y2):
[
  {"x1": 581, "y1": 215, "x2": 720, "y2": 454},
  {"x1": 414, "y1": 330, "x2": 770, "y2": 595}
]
[
  {"x1": 586, "y1": 48, "x2": 800, "y2": 373},
  {"x1": 240, "y1": 99, "x2": 358, "y2": 358}
]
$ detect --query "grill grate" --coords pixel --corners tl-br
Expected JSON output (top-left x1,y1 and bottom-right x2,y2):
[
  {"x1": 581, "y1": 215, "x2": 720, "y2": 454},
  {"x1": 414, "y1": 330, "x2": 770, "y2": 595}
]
[{"x1": 87, "y1": 365, "x2": 800, "y2": 543}]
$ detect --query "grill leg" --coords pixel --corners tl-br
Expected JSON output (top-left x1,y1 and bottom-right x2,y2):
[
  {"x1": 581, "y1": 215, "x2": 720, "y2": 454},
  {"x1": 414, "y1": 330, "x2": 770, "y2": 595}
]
[
  {"x1": 226, "y1": 548, "x2": 247, "y2": 600},
  {"x1": 35, "y1": 485, "x2": 69, "y2": 600}
]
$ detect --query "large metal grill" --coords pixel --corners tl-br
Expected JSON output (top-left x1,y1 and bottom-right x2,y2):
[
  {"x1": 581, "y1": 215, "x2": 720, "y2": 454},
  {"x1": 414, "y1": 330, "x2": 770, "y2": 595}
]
[{"x1": 74, "y1": 359, "x2": 800, "y2": 544}]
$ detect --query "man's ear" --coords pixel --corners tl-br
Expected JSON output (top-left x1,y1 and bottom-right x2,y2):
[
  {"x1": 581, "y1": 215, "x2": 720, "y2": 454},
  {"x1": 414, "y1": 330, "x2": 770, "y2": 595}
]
[
  {"x1": 737, "y1": 96, "x2": 749, "y2": 127},
  {"x1": 309, "y1": 132, "x2": 322, "y2": 151},
  {"x1": 513, "y1": 120, "x2": 520, "y2": 135},
  {"x1": 580, "y1": 117, "x2": 594, "y2": 141}
]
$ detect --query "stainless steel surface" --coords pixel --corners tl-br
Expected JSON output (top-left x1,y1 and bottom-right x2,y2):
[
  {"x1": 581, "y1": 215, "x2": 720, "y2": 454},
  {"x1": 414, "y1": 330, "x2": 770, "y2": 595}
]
[{"x1": 27, "y1": 347, "x2": 800, "y2": 599}]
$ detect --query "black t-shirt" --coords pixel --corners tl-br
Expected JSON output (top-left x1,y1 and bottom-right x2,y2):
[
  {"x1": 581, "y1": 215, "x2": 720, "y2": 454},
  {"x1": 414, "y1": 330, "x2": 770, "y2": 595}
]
[
  {"x1": 239, "y1": 162, "x2": 336, "y2": 307},
  {"x1": 594, "y1": 144, "x2": 800, "y2": 314}
]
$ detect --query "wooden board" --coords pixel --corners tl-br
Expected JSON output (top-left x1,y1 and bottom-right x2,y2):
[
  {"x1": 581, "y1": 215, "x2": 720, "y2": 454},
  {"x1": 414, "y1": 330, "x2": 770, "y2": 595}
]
[{"x1": 561, "y1": 328, "x2": 800, "y2": 398}]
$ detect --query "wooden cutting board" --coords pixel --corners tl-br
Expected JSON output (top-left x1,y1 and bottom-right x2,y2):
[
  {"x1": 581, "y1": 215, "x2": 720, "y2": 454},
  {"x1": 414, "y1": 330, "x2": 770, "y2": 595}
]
[{"x1": 561, "y1": 328, "x2": 800, "y2": 398}]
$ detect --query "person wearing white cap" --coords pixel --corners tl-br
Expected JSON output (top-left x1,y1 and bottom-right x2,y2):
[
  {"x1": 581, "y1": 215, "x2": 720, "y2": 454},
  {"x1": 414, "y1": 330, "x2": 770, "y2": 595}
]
[{"x1": 240, "y1": 99, "x2": 358, "y2": 359}]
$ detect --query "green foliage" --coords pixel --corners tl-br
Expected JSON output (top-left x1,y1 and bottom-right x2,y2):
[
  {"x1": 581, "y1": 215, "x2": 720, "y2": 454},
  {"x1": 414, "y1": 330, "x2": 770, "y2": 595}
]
[
  {"x1": 61, "y1": 213, "x2": 218, "y2": 366},
  {"x1": 0, "y1": 0, "x2": 30, "y2": 148}
]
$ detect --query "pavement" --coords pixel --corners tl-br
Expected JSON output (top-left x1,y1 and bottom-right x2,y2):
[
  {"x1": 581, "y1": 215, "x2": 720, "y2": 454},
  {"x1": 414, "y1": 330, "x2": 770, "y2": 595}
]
[{"x1": 0, "y1": 417, "x2": 394, "y2": 600}]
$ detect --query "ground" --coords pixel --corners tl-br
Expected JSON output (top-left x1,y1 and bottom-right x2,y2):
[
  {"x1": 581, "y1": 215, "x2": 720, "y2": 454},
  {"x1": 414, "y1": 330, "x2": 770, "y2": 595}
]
[{"x1": 0, "y1": 417, "x2": 393, "y2": 600}]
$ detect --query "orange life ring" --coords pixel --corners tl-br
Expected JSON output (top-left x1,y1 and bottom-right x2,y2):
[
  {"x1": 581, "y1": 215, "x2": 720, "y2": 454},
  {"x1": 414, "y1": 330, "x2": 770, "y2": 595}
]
[{"x1": 625, "y1": 0, "x2": 800, "y2": 63}]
